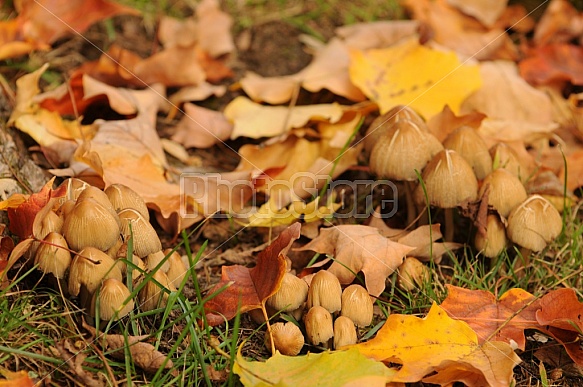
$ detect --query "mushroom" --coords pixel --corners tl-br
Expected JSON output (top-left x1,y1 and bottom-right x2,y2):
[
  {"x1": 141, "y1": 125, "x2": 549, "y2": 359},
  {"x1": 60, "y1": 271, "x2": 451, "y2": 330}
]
[
  {"x1": 334, "y1": 316, "x2": 357, "y2": 349},
  {"x1": 90, "y1": 278, "x2": 134, "y2": 321},
  {"x1": 59, "y1": 177, "x2": 90, "y2": 201},
  {"x1": 307, "y1": 270, "x2": 342, "y2": 314},
  {"x1": 340, "y1": 284, "x2": 373, "y2": 327},
  {"x1": 267, "y1": 272, "x2": 309, "y2": 313},
  {"x1": 474, "y1": 214, "x2": 507, "y2": 258},
  {"x1": 138, "y1": 270, "x2": 176, "y2": 311},
  {"x1": 507, "y1": 195, "x2": 562, "y2": 253},
  {"x1": 480, "y1": 169, "x2": 527, "y2": 218},
  {"x1": 105, "y1": 184, "x2": 149, "y2": 221},
  {"x1": 370, "y1": 119, "x2": 443, "y2": 226},
  {"x1": 76, "y1": 185, "x2": 121, "y2": 227},
  {"x1": 115, "y1": 254, "x2": 145, "y2": 281},
  {"x1": 118, "y1": 208, "x2": 162, "y2": 258},
  {"x1": 304, "y1": 306, "x2": 334, "y2": 347},
  {"x1": 490, "y1": 143, "x2": 530, "y2": 183},
  {"x1": 36, "y1": 210, "x2": 63, "y2": 240},
  {"x1": 62, "y1": 198, "x2": 121, "y2": 252},
  {"x1": 442, "y1": 126, "x2": 492, "y2": 180},
  {"x1": 265, "y1": 322, "x2": 304, "y2": 356},
  {"x1": 35, "y1": 232, "x2": 71, "y2": 280},
  {"x1": 397, "y1": 257, "x2": 430, "y2": 292},
  {"x1": 414, "y1": 149, "x2": 478, "y2": 241},
  {"x1": 68, "y1": 247, "x2": 123, "y2": 308},
  {"x1": 165, "y1": 249, "x2": 188, "y2": 288},
  {"x1": 144, "y1": 250, "x2": 170, "y2": 273}
]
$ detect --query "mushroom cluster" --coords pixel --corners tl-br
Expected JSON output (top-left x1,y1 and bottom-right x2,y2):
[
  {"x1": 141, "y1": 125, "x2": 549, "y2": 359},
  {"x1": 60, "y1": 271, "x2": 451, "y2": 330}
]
[
  {"x1": 366, "y1": 105, "x2": 565, "y2": 255},
  {"x1": 261, "y1": 270, "x2": 374, "y2": 356},
  {"x1": 32, "y1": 178, "x2": 186, "y2": 321}
]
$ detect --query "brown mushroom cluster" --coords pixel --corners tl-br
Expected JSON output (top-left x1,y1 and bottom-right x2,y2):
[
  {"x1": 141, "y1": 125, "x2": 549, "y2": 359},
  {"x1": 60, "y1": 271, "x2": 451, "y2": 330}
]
[
  {"x1": 366, "y1": 105, "x2": 564, "y2": 256},
  {"x1": 32, "y1": 178, "x2": 186, "y2": 321},
  {"x1": 260, "y1": 270, "x2": 374, "y2": 356}
]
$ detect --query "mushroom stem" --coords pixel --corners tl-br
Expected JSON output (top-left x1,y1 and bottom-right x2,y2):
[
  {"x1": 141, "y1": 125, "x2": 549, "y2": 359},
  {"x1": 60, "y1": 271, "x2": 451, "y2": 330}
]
[
  {"x1": 404, "y1": 181, "x2": 417, "y2": 227},
  {"x1": 444, "y1": 208, "x2": 454, "y2": 242}
]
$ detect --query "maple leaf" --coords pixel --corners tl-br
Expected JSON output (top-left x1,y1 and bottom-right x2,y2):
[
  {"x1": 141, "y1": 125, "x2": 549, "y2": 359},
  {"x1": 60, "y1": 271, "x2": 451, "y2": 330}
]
[
  {"x1": 234, "y1": 347, "x2": 396, "y2": 387},
  {"x1": 171, "y1": 103, "x2": 233, "y2": 149},
  {"x1": 204, "y1": 223, "x2": 301, "y2": 326},
  {"x1": 297, "y1": 225, "x2": 414, "y2": 297},
  {"x1": 349, "y1": 37, "x2": 482, "y2": 119},
  {"x1": 241, "y1": 197, "x2": 340, "y2": 228},
  {"x1": 350, "y1": 303, "x2": 521, "y2": 386}
]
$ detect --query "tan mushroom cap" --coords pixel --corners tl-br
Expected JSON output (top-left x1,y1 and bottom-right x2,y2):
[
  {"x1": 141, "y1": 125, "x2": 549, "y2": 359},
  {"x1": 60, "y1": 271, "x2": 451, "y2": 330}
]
[
  {"x1": 267, "y1": 272, "x2": 309, "y2": 312},
  {"x1": 118, "y1": 208, "x2": 162, "y2": 258},
  {"x1": 165, "y1": 249, "x2": 188, "y2": 288},
  {"x1": 364, "y1": 105, "x2": 426, "y2": 155},
  {"x1": 414, "y1": 149, "x2": 478, "y2": 208},
  {"x1": 138, "y1": 270, "x2": 176, "y2": 311},
  {"x1": 340, "y1": 284, "x2": 373, "y2": 327},
  {"x1": 265, "y1": 322, "x2": 305, "y2": 356},
  {"x1": 68, "y1": 247, "x2": 123, "y2": 297},
  {"x1": 442, "y1": 126, "x2": 492, "y2": 180},
  {"x1": 304, "y1": 306, "x2": 334, "y2": 346},
  {"x1": 480, "y1": 169, "x2": 527, "y2": 218},
  {"x1": 397, "y1": 257, "x2": 430, "y2": 292},
  {"x1": 334, "y1": 316, "x2": 357, "y2": 349},
  {"x1": 90, "y1": 278, "x2": 134, "y2": 320},
  {"x1": 62, "y1": 198, "x2": 121, "y2": 252},
  {"x1": 490, "y1": 143, "x2": 530, "y2": 182},
  {"x1": 36, "y1": 210, "x2": 63, "y2": 241},
  {"x1": 307, "y1": 270, "x2": 342, "y2": 313},
  {"x1": 507, "y1": 195, "x2": 562, "y2": 252},
  {"x1": 475, "y1": 214, "x2": 507, "y2": 258},
  {"x1": 105, "y1": 184, "x2": 149, "y2": 221},
  {"x1": 144, "y1": 250, "x2": 170, "y2": 273},
  {"x1": 35, "y1": 232, "x2": 71, "y2": 279},
  {"x1": 370, "y1": 119, "x2": 443, "y2": 181}
]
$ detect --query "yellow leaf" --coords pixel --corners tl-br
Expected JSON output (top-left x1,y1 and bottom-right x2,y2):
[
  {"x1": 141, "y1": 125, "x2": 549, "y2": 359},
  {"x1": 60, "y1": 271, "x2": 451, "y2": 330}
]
[
  {"x1": 234, "y1": 347, "x2": 396, "y2": 387},
  {"x1": 349, "y1": 303, "x2": 520, "y2": 386},
  {"x1": 224, "y1": 96, "x2": 344, "y2": 139},
  {"x1": 349, "y1": 38, "x2": 482, "y2": 118},
  {"x1": 242, "y1": 197, "x2": 340, "y2": 227}
]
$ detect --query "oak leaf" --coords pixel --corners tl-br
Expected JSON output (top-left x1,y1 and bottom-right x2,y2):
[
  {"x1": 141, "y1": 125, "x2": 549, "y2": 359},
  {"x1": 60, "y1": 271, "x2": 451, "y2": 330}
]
[
  {"x1": 234, "y1": 347, "x2": 396, "y2": 387},
  {"x1": 204, "y1": 223, "x2": 301, "y2": 326},
  {"x1": 349, "y1": 37, "x2": 481, "y2": 119},
  {"x1": 350, "y1": 303, "x2": 520, "y2": 386},
  {"x1": 297, "y1": 225, "x2": 414, "y2": 297}
]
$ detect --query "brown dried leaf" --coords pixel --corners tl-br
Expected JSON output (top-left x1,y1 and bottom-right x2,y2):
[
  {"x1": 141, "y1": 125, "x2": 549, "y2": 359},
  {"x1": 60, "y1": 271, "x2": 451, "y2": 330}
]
[{"x1": 171, "y1": 103, "x2": 233, "y2": 148}]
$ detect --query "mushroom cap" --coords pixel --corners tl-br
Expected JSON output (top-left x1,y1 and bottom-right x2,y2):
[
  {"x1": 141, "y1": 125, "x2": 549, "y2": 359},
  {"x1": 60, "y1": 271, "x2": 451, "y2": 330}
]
[
  {"x1": 144, "y1": 250, "x2": 170, "y2": 273},
  {"x1": 165, "y1": 249, "x2": 188, "y2": 288},
  {"x1": 266, "y1": 322, "x2": 304, "y2": 356},
  {"x1": 340, "y1": 284, "x2": 373, "y2": 327},
  {"x1": 414, "y1": 149, "x2": 478, "y2": 208},
  {"x1": 59, "y1": 177, "x2": 90, "y2": 201},
  {"x1": 267, "y1": 272, "x2": 309, "y2": 312},
  {"x1": 307, "y1": 270, "x2": 342, "y2": 313},
  {"x1": 507, "y1": 195, "x2": 562, "y2": 252},
  {"x1": 370, "y1": 120, "x2": 443, "y2": 181},
  {"x1": 68, "y1": 247, "x2": 123, "y2": 297},
  {"x1": 35, "y1": 232, "x2": 71, "y2": 279},
  {"x1": 115, "y1": 254, "x2": 145, "y2": 280},
  {"x1": 333, "y1": 316, "x2": 357, "y2": 349},
  {"x1": 475, "y1": 214, "x2": 507, "y2": 258},
  {"x1": 442, "y1": 126, "x2": 492, "y2": 180},
  {"x1": 62, "y1": 198, "x2": 121, "y2": 252},
  {"x1": 90, "y1": 278, "x2": 134, "y2": 320},
  {"x1": 105, "y1": 184, "x2": 149, "y2": 221},
  {"x1": 304, "y1": 306, "x2": 334, "y2": 346},
  {"x1": 118, "y1": 208, "x2": 162, "y2": 258},
  {"x1": 397, "y1": 257, "x2": 430, "y2": 292},
  {"x1": 480, "y1": 169, "x2": 527, "y2": 218},
  {"x1": 364, "y1": 105, "x2": 426, "y2": 155},
  {"x1": 36, "y1": 210, "x2": 63, "y2": 240},
  {"x1": 490, "y1": 143, "x2": 529, "y2": 182},
  {"x1": 138, "y1": 270, "x2": 176, "y2": 311}
]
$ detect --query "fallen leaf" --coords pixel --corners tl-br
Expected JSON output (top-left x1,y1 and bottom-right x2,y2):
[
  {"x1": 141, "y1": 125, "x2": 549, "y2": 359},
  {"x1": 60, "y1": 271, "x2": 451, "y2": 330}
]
[
  {"x1": 234, "y1": 347, "x2": 396, "y2": 387},
  {"x1": 350, "y1": 303, "x2": 520, "y2": 386},
  {"x1": 349, "y1": 37, "x2": 482, "y2": 119},
  {"x1": 55, "y1": 340, "x2": 105, "y2": 387},
  {"x1": 336, "y1": 20, "x2": 419, "y2": 50},
  {"x1": 561, "y1": 150, "x2": 583, "y2": 191},
  {"x1": 536, "y1": 288, "x2": 583, "y2": 333},
  {"x1": 204, "y1": 223, "x2": 301, "y2": 326},
  {"x1": 106, "y1": 336, "x2": 174, "y2": 373},
  {"x1": 224, "y1": 96, "x2": 344, "y2": 139},
  {"x1": 297, "y1": 225, "x2": 414, "y2": 297},
  {"x1": 0, "y1": 368, "x2": 34, "y2": 387},
  {"x1": 195, "y1": 0, "x2": 235, "y2": 57},
  {"x1": 171, "y1": 103, "x2": 233, "y2": 148},
  {"x1": 533, "y1": 0, "x2": 583, "y2": 46},
  {"x1": 241, "y1": 197, "x2": 340, "y2": 228},
  {"x1": 519, "y1": 44, "x2": 583, "y2": 86},
  {"x1": 426, "y1": 105, "x2": 486, "y2": 142},
  {"x1": 447, "y1": 0, "x2": 508, "y2": 27}
]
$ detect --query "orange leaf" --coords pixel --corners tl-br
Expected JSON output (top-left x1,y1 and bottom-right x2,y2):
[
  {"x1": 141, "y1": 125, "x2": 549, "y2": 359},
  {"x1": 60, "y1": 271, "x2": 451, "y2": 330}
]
[
  {"x1": 204, "y1": 223, "x2": 301, "y2": 326},
  {"x1": 0, "y1": 368, "x2": 34, "y2": 387},
  {"x1": 536, "y1": 288, "x2": 583, "y2": 333},
  {"x1": 519, "y1": 44, "x2": 583, "y2": 86}
]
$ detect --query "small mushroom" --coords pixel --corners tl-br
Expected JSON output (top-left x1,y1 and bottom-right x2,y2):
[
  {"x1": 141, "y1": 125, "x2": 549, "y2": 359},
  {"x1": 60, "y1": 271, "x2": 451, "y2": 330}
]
[
  {"x1": 118, "y1": 209, "x2": 162, "y2": 258},
  {"x1": 105, "y1": 184, "x2": 149, "y2": 221},
  {"x1": 62, "y1": 198, "x2": 121, "y2": 252},
  {"x1": 340, "y1": 284, "x2": 373, "y2": 327},
  {"x1": 480, "y1": 169, "x2": 527, "y2": 218},
  {"x1": 490, "y1": 143, "x2": 530, "y2": 182},
  {"x1": 304, "y1": 306, "x2": 334, "y2": 347},
  {"x1": 59, "y1": 177, "x2": 90, "y2": 201},
  {"x1": 474, "y1": 214, "x2": 508, "y2": 258},
  {"x1": 36, "y1": 210, "x2": 64, "y2": 240},
  {"x1": 397, "y1": 257, "x2": 430, "y2": 292},
  {"x1": 35, "y1": 232, "x2": 71, "y2": 279},
  {"x1": 90, "y1": 278, "x2": 134, "y2": 320},
  {"x1": 115, "y1": 254, "x2": 145, "y2": 280},
  {"x1": 138, "y1": 270, "x2": 176, "y2": 311},
  {"x1": 334, "y1": 316, "x2": 357, "y2": 349},
  {"x1": 165, "y1": 249, "x2": 188, "y2": 288},
  {"x1": 265, "y1": 322, "x2": 304, "y2": 356},
  {"x1": 307, "y1": 270, "x2": 342, "y2": 314},
  {"x1": 267, "y1": 272, "x2": 309, "y2": 312},
  {"x1": 442, "y1": 126, "x2": 492, "y2": 180},
  {"x1": 76, "y1": 185, "x2": 121, "y2": 227},
  {"x1": 144, "y1": 250, "x2": 170, "y2": 273}
]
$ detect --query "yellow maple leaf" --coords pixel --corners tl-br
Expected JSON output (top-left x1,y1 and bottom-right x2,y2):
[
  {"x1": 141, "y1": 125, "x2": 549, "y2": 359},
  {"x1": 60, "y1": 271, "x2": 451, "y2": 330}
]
[
  {"x1": 241, "y1": 196, "x2": 340, "y2": 227},
  {"x1": 349, "y1": 303, "x2": 520, "y2": 386},
  {"x1": 349, "y1": 38, "x2": 482, "y2": 118}
]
